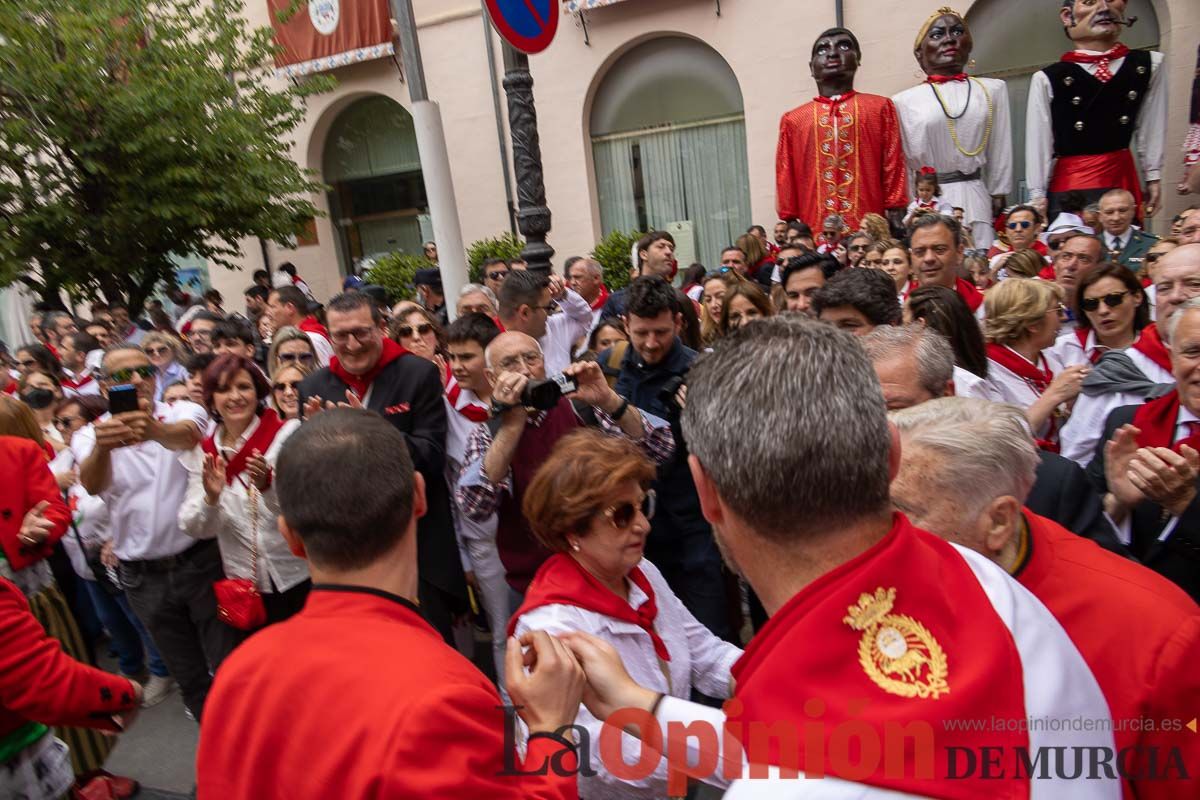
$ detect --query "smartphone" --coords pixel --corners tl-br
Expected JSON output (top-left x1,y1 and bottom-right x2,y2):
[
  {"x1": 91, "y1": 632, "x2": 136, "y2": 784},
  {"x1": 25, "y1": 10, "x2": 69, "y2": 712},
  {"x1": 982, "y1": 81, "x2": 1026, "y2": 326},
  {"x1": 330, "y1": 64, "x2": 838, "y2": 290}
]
[{"x1": 108, "y1": 385, "x2": 140, "y2": 415}]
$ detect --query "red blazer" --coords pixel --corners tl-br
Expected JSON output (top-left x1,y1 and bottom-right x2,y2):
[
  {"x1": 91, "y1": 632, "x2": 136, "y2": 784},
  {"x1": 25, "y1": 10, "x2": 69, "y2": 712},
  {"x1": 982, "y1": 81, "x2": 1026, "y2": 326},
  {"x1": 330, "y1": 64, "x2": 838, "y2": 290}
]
[
  {"x1": 0, "y1": 436, "x2": 70, "y2": 571},
  {"x1": 0, "y1": 578, "x2": 138, "y2": 739},
  {"x1": 1019, "y1": 511, "x2": 1200, "y2": 799},
  {"x1": 197, "y1": 586, "x2": 577, "y2": 800}
]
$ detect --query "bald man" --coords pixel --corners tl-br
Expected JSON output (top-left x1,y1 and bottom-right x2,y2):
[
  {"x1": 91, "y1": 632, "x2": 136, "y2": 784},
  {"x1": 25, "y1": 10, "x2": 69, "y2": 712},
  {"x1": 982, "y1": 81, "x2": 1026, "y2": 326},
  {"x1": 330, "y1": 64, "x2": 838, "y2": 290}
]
[
  {"x1": 455, "y1": 332, "x2": 675, "y2": 592},
  {"x1": 1099, "y1": 188, "x2": 1158, "y2": 271}
]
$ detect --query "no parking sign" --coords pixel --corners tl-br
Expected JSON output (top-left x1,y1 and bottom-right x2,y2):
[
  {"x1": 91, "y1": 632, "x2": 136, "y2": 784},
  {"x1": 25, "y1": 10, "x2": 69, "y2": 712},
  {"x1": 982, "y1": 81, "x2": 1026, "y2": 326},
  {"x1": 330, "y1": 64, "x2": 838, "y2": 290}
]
[{"x1": 484, "y1": 0, "x2": 559, "y2": 54}]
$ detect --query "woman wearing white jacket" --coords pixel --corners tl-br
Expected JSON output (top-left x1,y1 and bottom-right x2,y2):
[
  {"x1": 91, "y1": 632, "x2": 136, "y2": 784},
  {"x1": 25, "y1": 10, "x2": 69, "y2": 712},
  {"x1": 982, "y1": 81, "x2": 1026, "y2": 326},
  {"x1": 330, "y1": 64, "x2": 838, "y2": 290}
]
[{"x1": 178, "y1": 355, "x2": 309, "y2": 627}]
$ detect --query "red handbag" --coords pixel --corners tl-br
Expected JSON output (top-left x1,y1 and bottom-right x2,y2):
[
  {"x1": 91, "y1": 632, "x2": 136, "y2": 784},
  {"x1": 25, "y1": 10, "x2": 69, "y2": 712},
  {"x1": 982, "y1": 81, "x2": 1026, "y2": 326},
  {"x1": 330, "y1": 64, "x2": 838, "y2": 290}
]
[{"x1": 214, "y1": 483, "x2": 267, "y2": 631}]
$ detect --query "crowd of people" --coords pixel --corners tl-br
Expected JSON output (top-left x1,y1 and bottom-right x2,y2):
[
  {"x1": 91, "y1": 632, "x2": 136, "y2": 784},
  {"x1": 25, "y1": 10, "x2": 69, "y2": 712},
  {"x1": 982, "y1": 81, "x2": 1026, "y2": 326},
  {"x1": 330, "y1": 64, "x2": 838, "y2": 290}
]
[{"x1": 4, "y1": 2, "x2": 1200, "y2": 798}]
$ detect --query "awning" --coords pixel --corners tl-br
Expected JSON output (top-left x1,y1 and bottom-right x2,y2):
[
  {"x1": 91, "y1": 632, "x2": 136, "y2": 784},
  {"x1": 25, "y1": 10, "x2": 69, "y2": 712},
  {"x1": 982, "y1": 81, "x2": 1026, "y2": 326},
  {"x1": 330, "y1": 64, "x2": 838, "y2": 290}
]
[{"x1": 268, "y1": 0, "x2": 395, "y2": 80}]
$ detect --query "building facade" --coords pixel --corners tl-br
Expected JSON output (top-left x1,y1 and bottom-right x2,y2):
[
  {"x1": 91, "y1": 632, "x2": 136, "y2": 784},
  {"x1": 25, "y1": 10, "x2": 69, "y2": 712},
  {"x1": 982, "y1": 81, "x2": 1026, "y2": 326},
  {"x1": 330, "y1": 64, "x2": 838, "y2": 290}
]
[{"x1": 211, "y1": 0, "x2": 1200, "y2": 304}]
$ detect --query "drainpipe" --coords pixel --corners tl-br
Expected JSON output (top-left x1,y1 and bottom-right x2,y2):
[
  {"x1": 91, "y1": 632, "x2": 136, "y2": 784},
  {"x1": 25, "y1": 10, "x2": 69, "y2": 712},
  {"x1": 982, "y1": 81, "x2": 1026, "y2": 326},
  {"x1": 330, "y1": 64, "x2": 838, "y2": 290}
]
[
  {"x1": 836, "y1": 0, "x2": 844, "y2": 28},
  {"x1": 483, "y1": 3, "x2": 518, "y2": 237}
]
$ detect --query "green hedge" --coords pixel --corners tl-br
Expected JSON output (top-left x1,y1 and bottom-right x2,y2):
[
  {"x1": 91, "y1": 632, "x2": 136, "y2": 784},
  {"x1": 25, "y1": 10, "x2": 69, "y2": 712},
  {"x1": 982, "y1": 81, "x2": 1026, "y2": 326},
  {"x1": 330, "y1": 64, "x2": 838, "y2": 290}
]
[
  {"x1": 467, "y1": 232, "x2": 525, "y2": 284},
  {"x1": 591, "y1": 229, "x2": 644, "y2": 292}
]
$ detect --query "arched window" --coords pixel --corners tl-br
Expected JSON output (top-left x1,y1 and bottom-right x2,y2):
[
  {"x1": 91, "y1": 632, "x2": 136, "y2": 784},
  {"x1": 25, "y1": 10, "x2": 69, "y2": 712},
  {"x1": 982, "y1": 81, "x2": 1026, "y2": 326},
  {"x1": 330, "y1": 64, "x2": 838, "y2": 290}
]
[
  {"x1": 967, "y1": 0, "x2": 1159, "y2": 199},
  {"x1": 322, "y1": 96, "x2": 427, "y2": 271},
  {"x1": 590, "y1": 37, "x2": 751, "y2": 269}
]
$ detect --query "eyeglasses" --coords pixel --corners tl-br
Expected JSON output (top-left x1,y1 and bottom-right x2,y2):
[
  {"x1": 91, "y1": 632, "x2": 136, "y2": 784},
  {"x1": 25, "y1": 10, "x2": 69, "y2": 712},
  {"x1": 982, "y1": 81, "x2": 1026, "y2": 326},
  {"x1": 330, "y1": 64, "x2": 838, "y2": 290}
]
[
  {"x1": 106, "y1": 365, "x2": 157, "y2": 382},
  {"x1": 487, "y1": 270, "x2": 509, "y2": 281},
  {"x1": 602, "y1": 490, "x2": 656, "y2": 529},
  {"x1": 395, "y1": 323, "x2": 433, "y2": 338},
  {"x1": 330, "y1": 327, "x2": 379, "y2": 344},
  {"x1": 1055, "y1": 303, "x2": 1069, "y2": 319},
  {"x1": 273, "y1": 381, "x2": 300, "y2": 393},
  {"x1": 277, "y1": 352, "x2": 315, "y2": 364},
  {"x1": 494, "y1": 351, "x2": 543, "y2": 371},
  {"x1": 1007, "y1": 220, "x2": 1033, "y2": 230},
  {"x1": 1080, "y1": 291, "x2": 1130, "y2": 313},
  {"x1": 144, "y1": 346, "x2": 171, "y2": 357},
  {"x1": 16, "y1": 359, "x2": 38, "y2": 369},
  {"x1": 53, "y1": 416, "x2": 83, "y2": 429},
  {"x1": 1145, "y1": 253, "x2": 1164, "y2": 263}
]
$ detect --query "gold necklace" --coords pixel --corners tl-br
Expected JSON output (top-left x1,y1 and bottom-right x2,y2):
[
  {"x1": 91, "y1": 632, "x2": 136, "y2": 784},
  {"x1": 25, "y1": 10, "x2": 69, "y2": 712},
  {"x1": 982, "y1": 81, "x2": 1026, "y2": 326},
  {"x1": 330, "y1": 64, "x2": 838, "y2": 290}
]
[{"x1": 930, "y1": 77, "x2": 993, "y2": 158}]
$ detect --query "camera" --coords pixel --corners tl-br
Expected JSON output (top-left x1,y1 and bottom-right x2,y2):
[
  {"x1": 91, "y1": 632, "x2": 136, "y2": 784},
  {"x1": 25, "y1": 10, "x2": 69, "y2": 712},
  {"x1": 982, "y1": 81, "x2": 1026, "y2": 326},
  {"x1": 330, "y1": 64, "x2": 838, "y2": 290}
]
[
  {"x1": 657, "y1": 375, "x2": 686, "y2": 416},
  {"x1": 520, "y1": 373, "x2": 578, "y2": 411}
]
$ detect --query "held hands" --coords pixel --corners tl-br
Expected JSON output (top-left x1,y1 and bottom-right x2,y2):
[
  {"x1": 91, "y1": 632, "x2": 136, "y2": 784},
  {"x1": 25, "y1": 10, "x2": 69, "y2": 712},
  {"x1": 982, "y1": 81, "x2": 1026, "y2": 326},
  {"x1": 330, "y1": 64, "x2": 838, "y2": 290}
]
[
  {"x1": 557, "y1": 631, "x2": 660, "y2": 723},
  {"x1": 18, "y1": 501, "x2": 55, "y2": 549},
  {"x1": 202, "y1": 453, "x2": 227, "y2": 506},
  {"x1": 1127, "y1": 445, "x2": 1199, "y2": 516},
  {"x1": 504, "y1": 631, "x2": 585, "y2": 736}
]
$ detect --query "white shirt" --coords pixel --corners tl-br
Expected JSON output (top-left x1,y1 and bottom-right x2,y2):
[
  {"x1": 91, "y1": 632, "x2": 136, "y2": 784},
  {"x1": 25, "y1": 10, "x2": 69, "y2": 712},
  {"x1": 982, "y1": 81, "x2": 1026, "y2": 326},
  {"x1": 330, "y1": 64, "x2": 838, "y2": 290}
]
[
  {"x1": 1025, "y1": 50, "x2": 1166, "y2": 200},
  {"x1": 1105, "y1": 227, "x2": 1134, "y2": 253},
  {"x1": 178, "y1": 416, "x2": 308, "y2": 592},
  {"x1": 50, "y1": 448, "x2": 112, "y2": 581},
  {"x1": 305, "y1": 331, "x2": 334, "y2": 367},
  {"x1": 62, "y1": 369, "x2": 102, "y2": 398},
  {"x1": 514, "y1": 558, "x2": 742, "y2": 800},
  {"x1": 443, "y1": 383, "x2": 497, "y2": 572},
  {"x1": 540, "y1": 289, "x2": 595, "y2": 377},
  {"x1": 977, "y1": 349, "x2": 1054, "y2": 439},
  {"x1": 71, "y1": 399, "x2": 210, "y2": 561},
  {"x1": 952, "y1": 365, "x2": 988, "y2": 399}
]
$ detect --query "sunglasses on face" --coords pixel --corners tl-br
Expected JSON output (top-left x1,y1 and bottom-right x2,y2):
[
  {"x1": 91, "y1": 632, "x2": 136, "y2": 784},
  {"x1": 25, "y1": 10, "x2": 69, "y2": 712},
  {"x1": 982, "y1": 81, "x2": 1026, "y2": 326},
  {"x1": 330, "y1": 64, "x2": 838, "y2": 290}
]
[
  {"x1": 144, "y1": 346, "x2": 171, "y2": 357},
  {"x1": 278, "y1": 352, "x2": 314, "y2": 364},
  {"x1": 273, "y1": 381, "x2": 300, "y2": 393},
  {"x1": 53, "y1": 416, "x2": 83, "y2": 429},
  {"x1": 487, "y1": 271, "x2": 509, "y2": 281},
  {"x1": 603, "y1": 490, "x2": 656, "y2": 529},
  {"x1": 17, "y1": 359, "x2": 38, "y2": 369},
  {"x1": 1145, "y1": 253, "x2": 1163, "y2": 263},
  {"x1": 1081, "y1": 291, "x2": 1130, "y2": 313},
  {"x1": 1007, "y1": 220, "x2": 1033, "y2": 230},
  {"x1": 396, "y1": 323, "x2": 434, "y2": 338},
  {"x1": 106, "y1": 365, "x2": 157, "y2": 382}
]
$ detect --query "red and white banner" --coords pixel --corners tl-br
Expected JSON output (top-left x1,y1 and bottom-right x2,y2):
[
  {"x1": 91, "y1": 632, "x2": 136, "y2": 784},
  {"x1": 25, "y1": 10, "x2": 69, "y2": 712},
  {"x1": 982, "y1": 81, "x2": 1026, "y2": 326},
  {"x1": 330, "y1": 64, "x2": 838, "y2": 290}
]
[{"x1": 267, "y1": 0, "x2": 395, "y2": 79}]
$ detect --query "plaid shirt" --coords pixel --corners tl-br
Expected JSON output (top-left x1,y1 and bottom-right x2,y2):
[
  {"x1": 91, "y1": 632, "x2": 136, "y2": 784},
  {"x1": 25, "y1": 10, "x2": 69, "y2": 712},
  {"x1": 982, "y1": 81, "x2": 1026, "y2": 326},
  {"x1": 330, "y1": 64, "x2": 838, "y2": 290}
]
[{"x1": 455, "y1": 405, "x2": 674, "y2": 521}]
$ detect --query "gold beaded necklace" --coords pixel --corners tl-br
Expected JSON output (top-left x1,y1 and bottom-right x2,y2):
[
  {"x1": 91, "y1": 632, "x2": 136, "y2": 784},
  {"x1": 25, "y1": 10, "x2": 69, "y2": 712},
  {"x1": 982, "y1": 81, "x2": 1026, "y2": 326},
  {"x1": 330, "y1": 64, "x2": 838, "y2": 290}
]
[{"x1": 929, "y1": 77, "x2": 994, "y2": 158}]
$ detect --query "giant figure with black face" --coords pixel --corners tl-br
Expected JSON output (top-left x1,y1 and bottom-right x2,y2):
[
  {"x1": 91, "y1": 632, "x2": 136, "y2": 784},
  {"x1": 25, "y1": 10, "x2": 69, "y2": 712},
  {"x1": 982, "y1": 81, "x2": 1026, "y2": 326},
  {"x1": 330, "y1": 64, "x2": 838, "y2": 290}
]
[
  {"x1": 776, "y1": 28, "x2": 908, "y2": 235},
  {"x1": 1026, "y1": 0, "x2": 1165, "y2": 220},
  {"x1": 893, "y1": 8, "x2": 1012, "y2": 250}
]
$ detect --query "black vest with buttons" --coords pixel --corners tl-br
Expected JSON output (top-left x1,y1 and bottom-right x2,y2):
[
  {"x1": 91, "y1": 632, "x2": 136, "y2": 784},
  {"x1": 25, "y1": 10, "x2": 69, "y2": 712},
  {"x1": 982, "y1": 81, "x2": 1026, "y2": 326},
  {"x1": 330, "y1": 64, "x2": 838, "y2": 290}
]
[{"x1": 1042, "y1": 49, "x2": 1151, "y2": 157}]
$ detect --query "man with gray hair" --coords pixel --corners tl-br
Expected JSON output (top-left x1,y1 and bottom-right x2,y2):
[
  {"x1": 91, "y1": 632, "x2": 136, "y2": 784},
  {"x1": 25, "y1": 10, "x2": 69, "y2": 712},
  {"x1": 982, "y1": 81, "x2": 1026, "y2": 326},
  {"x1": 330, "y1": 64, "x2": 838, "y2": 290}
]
[
  {"x1": 558, "y1": 318, "x2": 1118, "y2": 798},
  {"x1": 565, "y1": 256, "x2": 608, "y2": 332},
  {"x1": 456, "y1": 283, "x2": 497, "y2": 317},
  {"x1": 1088, "y1": 296, "x2": 1200, "y2": 602},
  {"x1": 890, "y1": 397, "x2": 1200, "y2": 797}
]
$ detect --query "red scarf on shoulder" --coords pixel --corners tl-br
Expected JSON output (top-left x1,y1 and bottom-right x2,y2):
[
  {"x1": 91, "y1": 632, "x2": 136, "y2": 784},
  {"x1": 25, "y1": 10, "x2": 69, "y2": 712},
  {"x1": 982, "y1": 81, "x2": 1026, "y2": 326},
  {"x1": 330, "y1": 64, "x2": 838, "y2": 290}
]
[
  {"x1": 955, "y1": 277, "x2": 984, "y2": 313},
  {"x1": 201, "y1": 408, "x2": 285, "y2": 486},
  {"x1": 298, "y1": 315, "x2": 330, "y2": 342},
  {"x1": 986, "y1": 343, "x2": 1059, "y2": 451},
  {"x1": 589, "y1": 285, "x2": 610, "y2": 312},
  {"x1": 328, "y1": 338, "x2": 409, "y2": 400},
  {"x1": 445, "y1": 377, "x2": 489, "y2": 423},
  {"x1": 509, "y1": 553, "x2": 670, "y2": 662},
  {"x1": 1131, "y1": 323, "x2": 1172, "y2": 374},
  {"x1": 1132, "y1": 392, "x2": 1200, "y2": 453}
]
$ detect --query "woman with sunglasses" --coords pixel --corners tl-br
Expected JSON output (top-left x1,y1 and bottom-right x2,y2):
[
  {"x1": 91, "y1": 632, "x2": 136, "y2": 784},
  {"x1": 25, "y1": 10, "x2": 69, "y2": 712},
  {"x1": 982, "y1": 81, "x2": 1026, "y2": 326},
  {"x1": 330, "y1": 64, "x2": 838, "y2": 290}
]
[
  {"x1": 141, "y1": 332, "x2": 187, "y2": 404},
  {"x1": 1053, "y1": 264, "x2": 1150, "y2": 369},
  {"x1": 13, "y1": 343, "x2": 60, "y2": 381},
  {"x1": 265, "y1": 326, "x2": 317, "y2": 381},
  {"x1": 179, "y1": 355, "x2": 310, "y2": 630},
  {"x1": 269, "y1": 362, "x2": 311, "y2": 421},
  {"x1": 511, "y1": 430, "x2": 741, "y2": 799},
  {"x1": 978, "y1": 279, "x2": 1090, "y2": 450}
]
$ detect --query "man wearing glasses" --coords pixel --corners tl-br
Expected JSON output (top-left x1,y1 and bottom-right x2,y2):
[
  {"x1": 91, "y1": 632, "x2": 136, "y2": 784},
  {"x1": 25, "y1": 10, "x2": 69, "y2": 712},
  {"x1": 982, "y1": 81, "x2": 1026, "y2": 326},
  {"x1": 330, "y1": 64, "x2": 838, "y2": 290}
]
[
  {"x1": 299, "y1": 291, "x2": 467, "y2": 645},
  {"x1": 75, "y1": 345, "x2": 235, "y2": 721},
  {"x1": 497, "y1": 270, "x2": 593, "y2": 377}
]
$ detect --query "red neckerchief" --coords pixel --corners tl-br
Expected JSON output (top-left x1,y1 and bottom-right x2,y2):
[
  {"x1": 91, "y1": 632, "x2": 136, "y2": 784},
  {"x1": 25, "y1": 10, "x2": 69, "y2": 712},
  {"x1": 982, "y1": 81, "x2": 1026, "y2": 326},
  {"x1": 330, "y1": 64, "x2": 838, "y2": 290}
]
[
  {"x1": 1038, "y1": 264, "x2": 1056, "y2": 281},
  {"x1": 986, "y1": 343, "x2": 1059, "y2": 450},
  {"x1": 589, "y1": 284, "x2": 610, "y2": 312},
  {"x1": 3, "y1": 376, "x2": 18, "y2": 395},
  {"x1": 201, "y1": 409, "x2": 285, "y2": 486},
  {"x1": 445, "y1": 377, "x2": 489, "y2": 423},
  {"x1": 1131, "y1": 323, "x2": 1172, "y2": 374},
  {"x1": 509, "y1": 553, "x2": 670, "y2": 662},
  {"x1": 493, "y1": 316, "x2": 506, "y2": 333},
  {"x1": 298, "y1": 315, "x2": 330, "y2": 342},
  {"x1": 955, "y1": 277, "x2": 984, "y2": 312},
  {"x1": 1132, "y1": 391, "x2": 1200, "y2": 453},
  {"x1": 925, "y1": 73, "x2": 968, "y2": 84},
  {"x1": 328, "y1": 338, "x2": 409, "y2": 400},
  {"x1": 813, "y1": 90, "x2": 858, "y2": 107},
  {"x1": 61, "y1": 372, "x2": 95, "y2": 391},
  {"x1": 1061, "y1": 44, "x2": 1131, "y2": 81},
  {"x1": 1074, "y1": 328, "x2": 1104, "y2": 365}
]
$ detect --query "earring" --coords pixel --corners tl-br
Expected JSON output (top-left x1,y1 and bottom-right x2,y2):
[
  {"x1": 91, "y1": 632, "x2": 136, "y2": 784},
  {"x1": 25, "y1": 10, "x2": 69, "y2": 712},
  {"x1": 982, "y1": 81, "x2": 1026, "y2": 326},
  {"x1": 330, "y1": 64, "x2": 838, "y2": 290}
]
[{"x1": 569, "y1": 540, "x2": 581, "y2": 552}]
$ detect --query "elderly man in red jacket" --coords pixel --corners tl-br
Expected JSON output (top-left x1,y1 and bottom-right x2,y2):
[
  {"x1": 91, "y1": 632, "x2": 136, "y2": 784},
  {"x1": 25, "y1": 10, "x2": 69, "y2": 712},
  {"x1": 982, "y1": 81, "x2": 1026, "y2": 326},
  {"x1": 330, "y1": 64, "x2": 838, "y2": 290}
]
[
  {"x1": 890, "y1": 397, "x2": 1200, "y2": 799},
  {"x1": 197, "y1": 409, "x2": 584, "y2": 799}
]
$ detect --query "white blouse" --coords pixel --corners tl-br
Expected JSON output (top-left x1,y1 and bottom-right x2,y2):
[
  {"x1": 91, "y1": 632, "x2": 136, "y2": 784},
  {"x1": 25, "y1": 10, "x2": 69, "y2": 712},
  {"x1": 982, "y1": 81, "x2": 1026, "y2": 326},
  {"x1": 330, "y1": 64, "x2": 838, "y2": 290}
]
[
  {"x1": 178, "y1": 416, "x2": 309, "y2": 593},
  {"x1": 514, "y1": 558, "x2": 742, "y2": 800}
]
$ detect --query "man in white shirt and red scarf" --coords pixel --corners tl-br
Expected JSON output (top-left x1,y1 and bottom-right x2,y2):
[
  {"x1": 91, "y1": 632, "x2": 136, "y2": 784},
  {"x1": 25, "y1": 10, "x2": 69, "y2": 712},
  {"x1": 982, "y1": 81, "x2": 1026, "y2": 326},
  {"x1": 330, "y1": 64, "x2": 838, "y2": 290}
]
[
  {"x1": 58, "y1": 332, "x2": 102, "y2": 398},
  {"x1": 565, "y1": 256, "x2": 608, "y2": 336},
  {"x1": 1088, "y1": 297, "x2": 1200, "y2": 603},
  {"x1": 908, "y1": 214, "x2": 986, "y2": 318},
  {"x1": 267, "y1": 285, "x2": 333, "y2": 366},
  {"x1": 300, "y1": 291, "x2": 467, "y2": 644},
  {"x1": 1026, "y1": 0, "x2": 1166, "y2": 220},
  {"x1": 554, "y1": 318, "x2": 1119, "y2": 798}
]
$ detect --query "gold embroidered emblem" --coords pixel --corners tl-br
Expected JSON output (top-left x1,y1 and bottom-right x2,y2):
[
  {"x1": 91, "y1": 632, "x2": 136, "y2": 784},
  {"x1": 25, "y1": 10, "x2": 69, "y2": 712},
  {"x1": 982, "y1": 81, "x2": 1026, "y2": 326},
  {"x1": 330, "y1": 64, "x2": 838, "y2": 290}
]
[{"x1": 843, "y1": 587, "x2": 949, "y2": 699}]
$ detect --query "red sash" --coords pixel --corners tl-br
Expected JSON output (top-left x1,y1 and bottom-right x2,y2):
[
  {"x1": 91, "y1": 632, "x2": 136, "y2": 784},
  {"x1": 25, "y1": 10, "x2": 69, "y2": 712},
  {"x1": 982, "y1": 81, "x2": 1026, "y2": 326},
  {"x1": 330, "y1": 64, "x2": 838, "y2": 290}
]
[
  {"x1": 328, "y1": 338, "x2": 409, "y2": 400},
  {"x1": 509, "y1": 553, "x2": 670, "y2": 661},
  {"x1": 955, "y1": 277, "x2": 984, "y2": 313},
  {"x1": 298, "y1": 315, "x2": 330, "y2": 343},
  {"x1": 986, "y1": 344, "x2": 1060, "y2": 450},
  {"x1": 730, "y1": 514, "x2": 1028, "y2": 797},
  {"x1": 1131, "y1": 323, "x2": 1172, "y2": 374},
  {"x1": 445, "y1": 377, "x2": 489, "y2": 423},
  {"x1": 1131, "y1": 392, "x2": 1200, "y2": 453},
  {"x1": 201, "y1": 409, "x2": 285, "y2": 486},
  {"x1": 589, "y1": 284, "x2": 610, "y2": 312},
  {"x1": 925, "y1": 73, "x2": 968, "y2": 84},
  {"x1": 1050, "y1": 151, "x2": 1142, "y2": 210}
]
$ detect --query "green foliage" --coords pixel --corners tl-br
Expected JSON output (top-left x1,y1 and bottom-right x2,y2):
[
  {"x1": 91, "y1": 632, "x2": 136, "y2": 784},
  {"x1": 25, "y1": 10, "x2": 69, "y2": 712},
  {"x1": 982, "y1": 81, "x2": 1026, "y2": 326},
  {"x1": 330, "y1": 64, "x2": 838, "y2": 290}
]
[
  {"x1": 591, "y1": 229, "x2": 644, "y2": 292},
  {"x1": 364, "y1": 252, "x2": 432, "y2": 304},
  {"x1": 466, "y1": 233, "x2": 525, "y2": 283},
  {"x1": 0, "y1": 0, "x2": 334, "y2": 313}
]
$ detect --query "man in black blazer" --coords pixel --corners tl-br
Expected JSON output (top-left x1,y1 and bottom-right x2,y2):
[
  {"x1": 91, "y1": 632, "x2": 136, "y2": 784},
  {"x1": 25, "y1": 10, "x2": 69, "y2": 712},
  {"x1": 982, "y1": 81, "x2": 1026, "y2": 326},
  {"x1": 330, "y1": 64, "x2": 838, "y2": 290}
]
[
  {"x1": 1086, "y1": 299, "x2": 1200, "y2": 601},
  {"x1": 300, "y1": 292, "x2": 467, "y2": 643}
]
